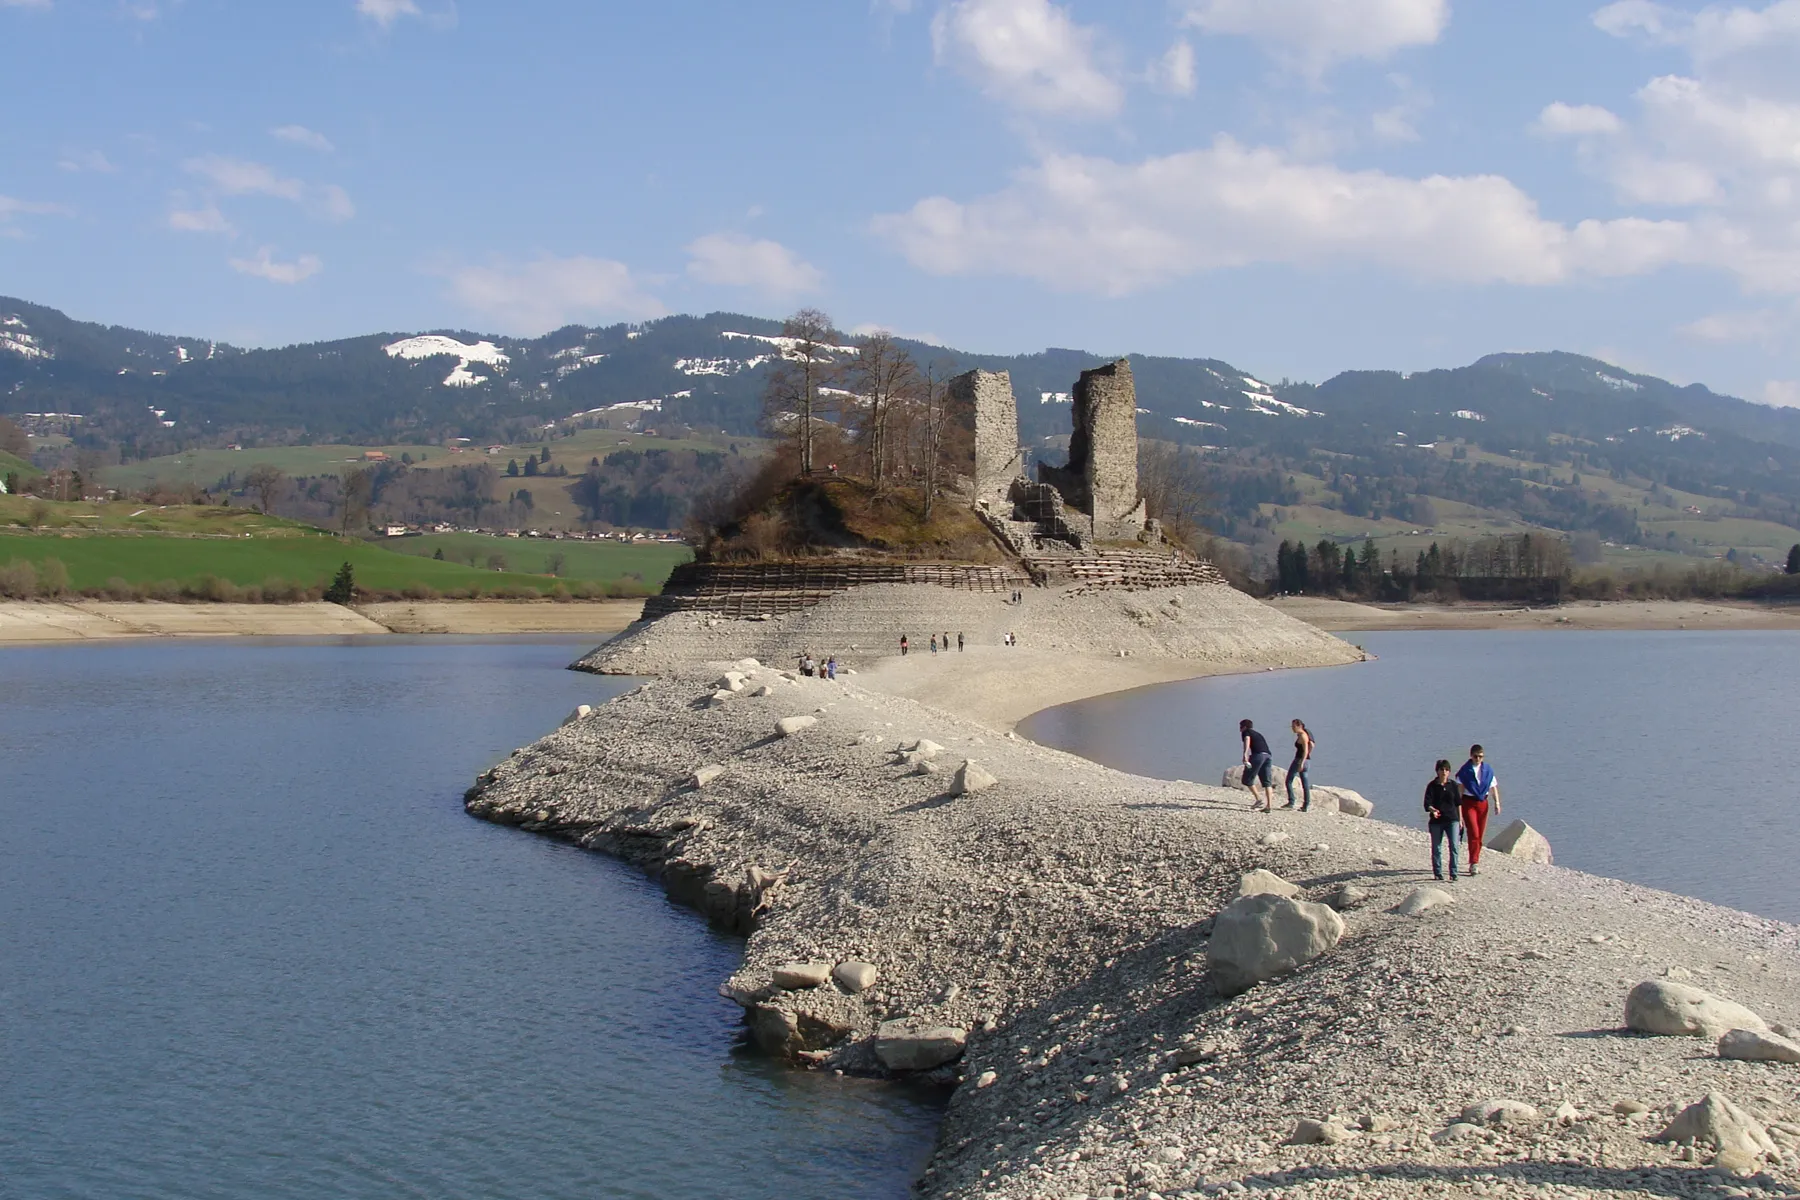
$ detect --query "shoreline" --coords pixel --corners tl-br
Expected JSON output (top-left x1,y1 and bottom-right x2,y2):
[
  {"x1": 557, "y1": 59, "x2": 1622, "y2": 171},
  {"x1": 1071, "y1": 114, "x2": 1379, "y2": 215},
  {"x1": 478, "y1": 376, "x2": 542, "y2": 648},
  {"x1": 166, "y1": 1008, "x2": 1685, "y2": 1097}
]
[
  {"x1": 1270, "y1": 595, "x2": 1800, "y2": 631},
  {"x1": 467, "y1": 584, "x2": 1800, "y2": 1199},
  {"x1": 0, "y1": 598, "x2": 646, "y2": 645}
]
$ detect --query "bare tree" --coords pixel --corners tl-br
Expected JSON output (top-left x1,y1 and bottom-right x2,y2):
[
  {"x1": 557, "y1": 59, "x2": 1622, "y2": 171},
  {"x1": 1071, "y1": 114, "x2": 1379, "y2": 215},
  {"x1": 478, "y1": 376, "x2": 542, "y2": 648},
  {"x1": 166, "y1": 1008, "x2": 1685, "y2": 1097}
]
[
  {"x1": 761, "y1": 308, "x2": 837, "y2": 476},
  {"x1": 0, "y1": 416, "x2": 28, "y2": 458},
  {"x1": 916, "y1": 360, "x2": 958, "y2": 521},
  {"x1": 843, "y1": 332, "x2": 921, "y2": 487},
  {"x1": 1137, "y1": 440, "x2": 1215, "y2": 550},
  {"x1": 245, "y1": 464, "x2": 286, "y2": 515},
  {"x1": 339, "y1": 467, "x2": 373, "y2": 535}
]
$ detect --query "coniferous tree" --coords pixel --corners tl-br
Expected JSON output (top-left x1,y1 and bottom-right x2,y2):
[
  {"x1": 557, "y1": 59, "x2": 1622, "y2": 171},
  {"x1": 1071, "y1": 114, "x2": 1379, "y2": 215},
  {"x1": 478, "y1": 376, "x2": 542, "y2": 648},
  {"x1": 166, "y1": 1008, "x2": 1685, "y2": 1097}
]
[
  {"x1": 1787, "y1": 544, "x2": 1800, "y2": 574},
  {"x1": 324, "y1": 562, "x2": 355, "y2": 605}
]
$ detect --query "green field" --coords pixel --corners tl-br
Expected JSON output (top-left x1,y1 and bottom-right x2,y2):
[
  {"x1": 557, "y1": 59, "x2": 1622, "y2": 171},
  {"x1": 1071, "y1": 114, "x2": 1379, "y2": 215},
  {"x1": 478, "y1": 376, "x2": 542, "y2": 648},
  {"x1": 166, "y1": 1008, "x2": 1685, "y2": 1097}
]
[
  {"x1": 103, "y1": 444, "x2": 447, "y2": 492},
  {"x1": 383, "y1": 531, "x2": 690, "y2": 587},
  {"x1": 0, "y1": 448, "x2": 35, "y2": 479}
]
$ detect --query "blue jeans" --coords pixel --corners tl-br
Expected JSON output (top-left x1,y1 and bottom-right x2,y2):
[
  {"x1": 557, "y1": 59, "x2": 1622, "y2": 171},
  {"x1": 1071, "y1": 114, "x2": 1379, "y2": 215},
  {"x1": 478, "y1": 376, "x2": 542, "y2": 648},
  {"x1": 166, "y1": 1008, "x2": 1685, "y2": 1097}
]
[
  {"x1": 1430, "y1": 819, "x2": 1460, "y2": 879},
  {"x1": 1285, "y1": 761, "x2": 1310, "y2": 808}
]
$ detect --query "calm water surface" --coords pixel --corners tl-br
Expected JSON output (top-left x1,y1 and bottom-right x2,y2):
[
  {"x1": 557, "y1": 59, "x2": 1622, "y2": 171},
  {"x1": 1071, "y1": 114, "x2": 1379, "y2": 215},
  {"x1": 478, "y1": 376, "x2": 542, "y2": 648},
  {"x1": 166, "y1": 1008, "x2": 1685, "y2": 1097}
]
[
  {"x1": 1021, "y1": 630, "x2": 1800, "y2": 925},
  {"x1": 0, "y1": 637, "x2": 941, "y2": 1200}
]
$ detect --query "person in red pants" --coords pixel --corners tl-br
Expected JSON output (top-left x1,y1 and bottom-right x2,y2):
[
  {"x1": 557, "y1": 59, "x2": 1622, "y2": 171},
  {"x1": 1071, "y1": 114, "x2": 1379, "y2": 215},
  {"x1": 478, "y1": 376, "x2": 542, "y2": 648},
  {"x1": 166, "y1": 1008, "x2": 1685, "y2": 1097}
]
[{"x1": 1454, "y1": 744, "x2": 1502, "y2": 875}]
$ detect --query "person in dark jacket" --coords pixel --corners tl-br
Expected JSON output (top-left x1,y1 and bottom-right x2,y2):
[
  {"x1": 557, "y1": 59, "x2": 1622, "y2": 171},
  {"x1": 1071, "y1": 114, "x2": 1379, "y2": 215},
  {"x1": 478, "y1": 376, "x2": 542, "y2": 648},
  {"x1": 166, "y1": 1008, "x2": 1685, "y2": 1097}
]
[
  {"x1": 1239, "y1": 718, "x2": 1274, "y2": 811},
  {"x1": 1424, "y1": 760, "x2": 1462, "y2": 882}
]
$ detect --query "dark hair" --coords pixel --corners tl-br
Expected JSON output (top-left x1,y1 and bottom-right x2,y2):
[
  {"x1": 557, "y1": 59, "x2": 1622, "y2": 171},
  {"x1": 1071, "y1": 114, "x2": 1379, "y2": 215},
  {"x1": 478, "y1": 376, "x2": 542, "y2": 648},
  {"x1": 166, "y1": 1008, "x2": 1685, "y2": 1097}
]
[
  {"x1": 1435, "y1": 759, "x2": 1453, "y2": 773},
  {"x1": 1292, "y1": 718, "x2": 1314, "y2": 745},
  {"x1": 1470, "y1": 744, "x2": 1484, "y2": 757},
  {"x1": 1239, "y1": 718, "x2": 1253, "y2": 732}
]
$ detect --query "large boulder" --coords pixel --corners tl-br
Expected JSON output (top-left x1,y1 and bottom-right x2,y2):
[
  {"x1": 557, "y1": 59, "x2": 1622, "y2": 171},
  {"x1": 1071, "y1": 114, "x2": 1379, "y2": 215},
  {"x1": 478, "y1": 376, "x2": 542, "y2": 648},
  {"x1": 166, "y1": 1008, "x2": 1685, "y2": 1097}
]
[
  {"x1": 1220, "y1": 763, "x2": 1288, "y2": 791},
  {"x1": 1392, "y1": 886, "x2": 1455, "y2": 917},
  {"x1": 1311, "y1": 785, "x2": 1373, "y2": 817},
  {"x1": 1461, "y1": 1099, "x2": 1540, "y2": 1127},
  {"x1": 952, "y1": 760, "x2": 997, "y2": 795},
  {"x1": 772, "y1": 961, "x2": 831, "y2": 989},
  {"x1": 1208, "y1": 893, "x2": 1345, "y2": 996},
  {"x1": 832, "y1": 961, "x2": 879, "y2": 993},
  {"x1": 775, "y1": 715, "x2": 817, "y2": 737},
  {"x1": 874, "y1": 1021, "x2": 967, "y2": 1071},
  {"x1": 1486, "y1": 819, "x2": 1553, "y2": 864},
  {"x1": 561, "y1": 703, "x2": 593, "y2": 726},
  {"x1": 1655, "y1": 1092, "x2": 1777, "y2": 1169},
  {"x1": 716, "y1": 671, "x2": 748, "y2": 693},
  {"x1": 1626, "y1": 980, "x2": 1768, "y2": 1038},
  {"x1": 1717, "y1": 1027, "x2": 1800, "y2": 1064},
  {"x1": 1236, "y1": 868, "x2": 1300, "y2": 899}
]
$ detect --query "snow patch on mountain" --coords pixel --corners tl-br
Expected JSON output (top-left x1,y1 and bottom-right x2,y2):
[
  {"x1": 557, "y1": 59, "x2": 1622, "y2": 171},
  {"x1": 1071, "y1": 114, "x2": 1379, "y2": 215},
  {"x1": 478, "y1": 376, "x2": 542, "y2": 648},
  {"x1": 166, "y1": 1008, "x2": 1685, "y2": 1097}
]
[
  {"x1": 383, "y1": 335, "x2": 510, "y2": 388},
  {"x1": 674, "y1": 355, "x2": 772, "y2": 377},
  {"x1": 1244, "y1": 393, "x2": 1320, "y2": 417},
  {"x1": 1452, "y1": 410, "x2": 1486, "y2": 421},
  {"x1": 1657, "y1": 424, "x2": 1703, "y2": 441},
  {"x1": 554, "y1": 352, "x2": 608, "y2": 379},
  {"x1": 1596, "y1": 372, "x2": 1642, "y2": 392},
  {"x1": 721, "y1": 330, "x2": 857, "y2": 357},
  {"x1": 1, "y1": 316, "x2": 50, "y2": 361},
  {"x1": 1040, "y1": 391, "x2": 1071, "y2": 405},
  {"x1": 1173, "y1": 417, "x2": 1224, "y2": 429}
]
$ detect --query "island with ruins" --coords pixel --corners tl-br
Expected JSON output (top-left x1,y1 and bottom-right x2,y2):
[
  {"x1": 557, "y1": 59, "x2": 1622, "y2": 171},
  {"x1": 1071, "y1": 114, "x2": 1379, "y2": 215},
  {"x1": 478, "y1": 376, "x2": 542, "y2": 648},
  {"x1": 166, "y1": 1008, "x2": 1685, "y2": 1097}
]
[{"x1": 465, "y1": 359, "x2": 1800, "y2": 1200}]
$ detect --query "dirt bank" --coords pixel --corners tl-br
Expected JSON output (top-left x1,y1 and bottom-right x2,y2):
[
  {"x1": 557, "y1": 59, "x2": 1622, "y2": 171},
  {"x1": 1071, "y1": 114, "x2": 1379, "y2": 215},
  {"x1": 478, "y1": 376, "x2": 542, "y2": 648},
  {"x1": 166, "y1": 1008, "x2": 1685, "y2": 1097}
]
[
  {"x1": 1270, "y1": 596, "x2": 1800, "y2": 632},
  {"x1": 0, "y1": 598, "x2": 646, "y2": 644}
]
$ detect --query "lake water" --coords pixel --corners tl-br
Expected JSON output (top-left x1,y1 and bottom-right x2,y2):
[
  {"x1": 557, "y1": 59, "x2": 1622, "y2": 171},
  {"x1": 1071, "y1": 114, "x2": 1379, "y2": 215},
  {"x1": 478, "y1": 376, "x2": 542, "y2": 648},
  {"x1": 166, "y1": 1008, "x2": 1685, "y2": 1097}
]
[
  {"x1": 0, "y1": 637, "x2": 941, "y2": 1200},
  {"x1": 1021, "y1": 630, "x2": 1800, "y2": 926}
]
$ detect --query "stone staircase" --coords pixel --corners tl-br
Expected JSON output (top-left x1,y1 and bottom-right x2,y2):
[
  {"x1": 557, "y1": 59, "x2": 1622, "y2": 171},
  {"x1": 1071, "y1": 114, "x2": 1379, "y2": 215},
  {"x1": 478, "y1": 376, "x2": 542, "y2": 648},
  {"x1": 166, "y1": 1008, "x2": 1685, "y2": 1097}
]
[{"x1": 642, "y1": 560, "x2": 1032, "y2": 620}]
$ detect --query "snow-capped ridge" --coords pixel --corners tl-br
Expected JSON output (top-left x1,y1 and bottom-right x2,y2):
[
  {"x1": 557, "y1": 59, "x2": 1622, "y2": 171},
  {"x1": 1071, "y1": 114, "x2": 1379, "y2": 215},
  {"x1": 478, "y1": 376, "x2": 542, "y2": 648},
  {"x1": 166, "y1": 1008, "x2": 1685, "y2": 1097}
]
[{"x1": 383, "y1": 335, "x2": 510, "y2": 388}]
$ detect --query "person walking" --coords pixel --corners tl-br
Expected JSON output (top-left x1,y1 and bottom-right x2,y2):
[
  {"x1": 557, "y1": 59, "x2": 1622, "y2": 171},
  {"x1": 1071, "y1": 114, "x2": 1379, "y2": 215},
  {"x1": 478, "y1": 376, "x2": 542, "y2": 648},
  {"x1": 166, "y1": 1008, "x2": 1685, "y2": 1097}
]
[
  {"x1": 1454, "y1": 744, "x2": 1501, "y2": 875},
  {"x1": 825, "y1": 656, "x2": 837, "y2": 681},
  {"x1": 1239, "y1": 719, "x2": 1274, "y2": 812},
  {"x1": 1282, "y1": 719, "x2": 1315, "y2": 811},
  {"x1": 900, "y1": 634, "x2": 909, "y2": 656},
  {"x1": 957, "y1": 632, "x2": 964, "y2": 652},
  {"x1": 1424, "y1": 759, "x2": 1462, "y2": 881},
  {"x1": 930, "y1": 633, "x2": 938, "y2": 654}
]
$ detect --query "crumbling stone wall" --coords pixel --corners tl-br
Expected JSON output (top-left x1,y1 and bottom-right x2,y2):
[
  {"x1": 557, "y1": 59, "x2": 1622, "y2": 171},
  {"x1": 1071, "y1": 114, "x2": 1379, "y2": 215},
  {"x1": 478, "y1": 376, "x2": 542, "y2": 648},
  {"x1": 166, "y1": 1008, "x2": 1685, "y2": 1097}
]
[
  {"x1": 950, "y1": 368, "x2": 1025, "y2": 507},
  {"x1": 1039, "y1": 358, "x2": 1147, "y2": 541}
]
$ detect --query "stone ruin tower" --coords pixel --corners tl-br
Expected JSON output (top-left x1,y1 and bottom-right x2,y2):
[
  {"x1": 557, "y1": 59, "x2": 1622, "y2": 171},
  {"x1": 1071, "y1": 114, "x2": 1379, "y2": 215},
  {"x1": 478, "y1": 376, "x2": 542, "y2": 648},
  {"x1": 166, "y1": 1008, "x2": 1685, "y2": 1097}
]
[
  {"x1": 1038, "y1": 359, "x2": 1150, "y2": 542},
  {"x1": 949, "y1": 368, "x2": 1027, "y2": 508}
]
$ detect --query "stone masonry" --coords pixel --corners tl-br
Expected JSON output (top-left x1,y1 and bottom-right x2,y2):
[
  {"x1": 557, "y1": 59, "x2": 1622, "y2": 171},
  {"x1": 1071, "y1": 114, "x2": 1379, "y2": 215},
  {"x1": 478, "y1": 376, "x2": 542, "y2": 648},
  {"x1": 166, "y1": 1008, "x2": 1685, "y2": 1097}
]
[
  {"x1": 950, "y1": 368, "x2": 1026, "y2": 508},
  {"x1": 1040, "y1": 358, "x2": 1148, "y2": 541}
]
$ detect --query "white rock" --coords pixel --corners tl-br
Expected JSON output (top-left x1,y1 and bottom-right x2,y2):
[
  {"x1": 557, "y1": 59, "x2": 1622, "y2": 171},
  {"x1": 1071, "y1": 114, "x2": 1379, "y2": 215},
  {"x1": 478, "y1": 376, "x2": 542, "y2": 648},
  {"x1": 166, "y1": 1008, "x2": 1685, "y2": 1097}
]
[
  {"x1": 832, "y1": 961, "x2": 879, "y2": 993},
  {"x1": 1288, "y1": 1119, "x2": 1352, "y2": 1145},
  {"x1": 1324, "y1": 883, "x2": 1371, "y2": 911},
  {"x1": 1313, "y1": 785, "x2": 1373, "y2": 817},
  {"x1": 775, "y1": 715, "x2": 817, "y2": 737},
  {"x1": 874, "y1": 1021, "x2": 967, "y2": 1071},
  {"x1": 1208, "y1": 893, "x2": 1345, "y2": 996},
  {"x1": 1553, "y1": 1101, "x2": 1581, "y2": 1125},
  {"x1": 751, "y1": 684, "x2": 775, "y2": 697},
  {"x1": 1236, "y1": 869, "x2": 1299, "y2": 899},
  {"x1": 1432, "y1": 1123, "x2": 1483, "y2": 1145},
  {"x1": 735, "y1": 658, "x2": 760, "y2": 669},
  {"x1": 691, "y1": 764, "x2": 726, "y2": 789},
  {"x1": 901, "y1": 738, "x2": 944, "y2": 759},
  {"x1": 1625, "y1": 980, "x2": 1767, "y2": 1038},
  {"x1": 1461, "y1": 1099, "x2": 1541, "y2": 1127},
  {"x1": 1391, "y1": 886, "x2": 1455, "y2": 917},
  {"x1": 952, "y1": 760, "x2": 997, "y2": 795},
  {"x1": 913, "y1": 760, "x2": 941, "y2": 776},
  {"x1": 1655, "y1": 1092, "x2": 1777, "y2": 1169},
  {"x1": 561, "y1": 704, "x2": 593, "y2": 725},
  {"x1": 1718, "y1": 1027, "x2": 1800, "y2": 1064},
  {"x1": 772, "y1": 961, "x2": 831, "y2": 989},
  {"x1": 1486, "y1": 818, "x2": 1553, "y2": 864},
  {"x1": 1259, "y1": 831, "x2": 1291, "y2": 847},
  {"x1": 975, "y1": 1070, "x2": 997, "y2": 1089},
  {"x1": 717, "y1": 671, "x2": 748, "y2": 692},
  {"x1": 1220, "y1": 762, "x2": 1288, "y2": 791},
  {"x1": 706, "y1": 690, "x2": 734, "y2": 708}
]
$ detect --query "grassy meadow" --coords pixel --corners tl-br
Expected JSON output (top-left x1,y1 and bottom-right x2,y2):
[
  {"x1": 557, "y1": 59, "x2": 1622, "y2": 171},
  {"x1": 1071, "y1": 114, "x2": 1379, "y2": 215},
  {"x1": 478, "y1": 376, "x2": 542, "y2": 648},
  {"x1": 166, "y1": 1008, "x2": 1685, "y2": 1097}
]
[{"x1": 382, "y1": 531, "x2": 689, "y2": 588}]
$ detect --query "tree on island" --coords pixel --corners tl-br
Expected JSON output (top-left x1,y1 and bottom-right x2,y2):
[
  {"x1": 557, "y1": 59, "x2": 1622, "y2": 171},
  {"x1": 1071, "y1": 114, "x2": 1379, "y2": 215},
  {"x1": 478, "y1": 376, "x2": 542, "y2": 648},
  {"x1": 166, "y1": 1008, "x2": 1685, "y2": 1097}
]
[
  {"x1": 761, "y1": 308, "x2": 837, "y2": 476},
  {"x1": 244, "y1": 463, "x2": 285, "y2": 515},
  {"x1": 323, "y1": 562, "x2": 356, "y2": 605}
]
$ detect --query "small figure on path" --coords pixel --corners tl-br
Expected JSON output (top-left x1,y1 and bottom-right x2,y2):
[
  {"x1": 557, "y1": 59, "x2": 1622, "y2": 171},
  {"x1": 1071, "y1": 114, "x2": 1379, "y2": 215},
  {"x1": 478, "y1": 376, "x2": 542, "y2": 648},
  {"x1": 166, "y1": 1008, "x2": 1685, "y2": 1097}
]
[
  {"x1": 930, "y1": 634, "x2": 939, "y2": 654},
  {"x1": 1282, "y1": 719, "x2": 1314, "y2": 811},
  {"x1": 1455, "y1": 744, "x2": 1502, "y2": 875},
  {"x1": 801, "y1": 652, "x2": 816, "y2": 677},
  {"x1": 1424, "y1": 759, "x2": 1462, "y2": 881},
  {"x1": 900, "y1": 634, "x2": 909, "y2": 656},
  {"x1": 957, "y1": 632, "x2": 964, "y2": 652},
  {"x1": 1239, "y1": 718, "x2": 1275, "y2": 812},
  {"x1": 825, "y1": 656, "x2": 837, "y2": 681}
]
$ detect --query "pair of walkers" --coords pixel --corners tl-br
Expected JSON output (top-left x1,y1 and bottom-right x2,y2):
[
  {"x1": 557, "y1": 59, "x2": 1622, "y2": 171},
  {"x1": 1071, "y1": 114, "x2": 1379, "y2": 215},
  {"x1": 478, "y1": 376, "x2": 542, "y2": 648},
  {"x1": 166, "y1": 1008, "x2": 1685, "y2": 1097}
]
[
  {"x1": 1423, "y1": 746, "x2": 1503, "y2": 880},
  {"x1": 1238, "y1": 718, "x2": 1315, "y2": 812}
]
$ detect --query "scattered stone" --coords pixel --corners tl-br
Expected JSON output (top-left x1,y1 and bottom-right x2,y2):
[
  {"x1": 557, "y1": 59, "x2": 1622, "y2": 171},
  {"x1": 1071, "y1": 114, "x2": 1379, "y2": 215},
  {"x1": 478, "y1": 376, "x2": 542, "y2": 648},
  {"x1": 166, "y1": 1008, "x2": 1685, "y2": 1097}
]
[
  {"x1": 717, "y1": 671, "x2": 748, "y2": 692},
  {"x1": 1554, "y1": 1101, "x2": 1581, "y2": 1125},
  {"x1": 976, "y1": 1069, "x2": 998, "y2": 1089},
  {"x1": 1614, "y1": 1099, "x2": 1650, "y2": 1115},
  {"x1": 707, "y1": 690, "x2": 735, "y2": 708},
  {"x1": 1288, "y1": 1119, "x2": 1352, "y2": 1146},
  {"x1": 1358, "y1": 1113, "x2": 1396, "y2": 1133},
  {"x1": 874, "y1": 1021, "x2": 968, "y2": 1071},
  {"x1": 775, "y1": 715, "x2": 818, "y2": 737},
  {"x1": 1461, "y1": 1099, "x2": 1541, "y2": 1127},
  {"x1": 1655, "y1": 1092, "x2": 1777, "y2": 1169},
  {"x1": 852, "y1": 730, "x2": 883, "y2": 746},
  {"x1": 1432, "y1": 1123, "x2": 1483, "y2": 1145},
  {"x1": 1236, "y1": 869, "x2": 1300, "y2": 899},
  {"x1": 561, "y1": 704, "x2": 593, "y2": 725},
  {"x1": 1259, "y1": 831, "x2": 1291, "y2": 847},
  {"x1": 1625, "y1": 980, "x2": 1768, "y2": 1038},
  {"x1": 913, "y1": 760, "x2": 942, "y2": 776},
  {"x1": 1718, "y1": 1027, "x2": 1800, "y2": 1064},
  {"x1": 1208, "y1": 893, "x2": 1345, "y2": 996},
  {"x1": 772, "y1": 961, "x2": 831, "y2": 989},
  {"x1": 691, "y1": 764, "x2": 726, "y2": 789},
  {"x1": 952, "y1": 760, "x2": 997, "y2": 795},
  {"x1": 752, "y1": 684, "x2": 775, "y2": 697},
  {"x1": 1486, "y1": 818, "x2": 1554, "y2": 864},
  {"x1": 832, "y1": 960, "x2": 879, "y2": 993},
  {"x1": 1391, "y1": 886, "x2": 1455, "y2": 917},
  {"x1": 1324, "y1": 883, "x2": 1372, "y2": 911},
  {"x1": 902, "y1": 738, "x2": 945, "y2": 759}
]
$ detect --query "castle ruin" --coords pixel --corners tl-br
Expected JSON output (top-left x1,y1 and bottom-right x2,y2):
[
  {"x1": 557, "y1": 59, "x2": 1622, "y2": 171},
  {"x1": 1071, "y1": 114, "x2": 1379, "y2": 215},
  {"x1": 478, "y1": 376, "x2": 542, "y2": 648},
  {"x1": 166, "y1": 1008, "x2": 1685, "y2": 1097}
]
[
  {"x1": 949, "y1": 368, "x2": 1026, "y2": 509},
  {"x1": 1036, "y1": 359, "x2": 1150, "y2": 542}
]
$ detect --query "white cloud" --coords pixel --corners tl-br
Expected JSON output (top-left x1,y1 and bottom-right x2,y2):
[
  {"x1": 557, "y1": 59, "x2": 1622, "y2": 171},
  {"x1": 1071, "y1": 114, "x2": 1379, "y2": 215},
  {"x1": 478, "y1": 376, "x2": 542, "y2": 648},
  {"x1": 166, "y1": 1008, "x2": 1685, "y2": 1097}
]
[
  {"x1": 183, "y1": 155, "x2": 355, "y2": 221},
  {"x1": 1147, "y1": 40, "x2": 1196, "y2": 96},
  {"x1": 1, "y1": 0, "x2": 55, "y2": 9},
  {"x1": 57, "y1": 149, "x2": 118, "y2": 173},
  {"x1": 356, "y1": 0, "x2": 419, "y2": 26},
  {"x1": 1182, "y1": 0, "x2": 1449, "y2": 73},
  {"x1": 1763, "y1": 379, "x2": 1800, "y2": 406},
  {"x1": 685, "y1": 233, "x2": 824, "y2": 295},
  {"x1": 872, "y1": 138, "x2": 1725, "y2": 294},
  {"x1": 229, "y1": 247, "x2": 323, "y2": 285},
  {"x1": 448, "y1": 255, "x2": 666, "y2": 334},
  {"x1": 168, "y1": 203, "x2": 234, "y2": 234},
  {"x1": 1682, "y1": 307, "x2": 1782, "y2": 341},
  {"x1": 1595, "y1": 0, "x2": 1800, "y2": 63},
  {"x1": 271, "y1": 125, "x2": 334, "y2": 153},
  {"x1": 1535, "y1": 102, "x2": 1624, "y2": 136},
  {"x1": 931, "y1": 0, "x2": 1123, "y2": 118},
  {"x1": 0, "y1": 194, "x2": 72, "y2": 238}
]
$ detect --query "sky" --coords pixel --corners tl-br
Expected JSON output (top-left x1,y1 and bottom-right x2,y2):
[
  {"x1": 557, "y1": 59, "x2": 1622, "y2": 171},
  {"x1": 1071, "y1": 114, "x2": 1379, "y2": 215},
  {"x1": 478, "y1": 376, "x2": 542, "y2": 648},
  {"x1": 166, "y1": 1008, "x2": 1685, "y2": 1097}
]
[{"x1": 4, "y1": 0, "x2": 1800, "y2": 406}]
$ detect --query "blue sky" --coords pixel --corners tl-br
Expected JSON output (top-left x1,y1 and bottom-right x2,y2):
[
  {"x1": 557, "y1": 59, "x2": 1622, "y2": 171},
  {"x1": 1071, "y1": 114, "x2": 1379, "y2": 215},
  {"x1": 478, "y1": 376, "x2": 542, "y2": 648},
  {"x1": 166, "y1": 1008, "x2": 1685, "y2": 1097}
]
[{"x1": 4, "y1": 0, "x2": 1800, "y2": 406}]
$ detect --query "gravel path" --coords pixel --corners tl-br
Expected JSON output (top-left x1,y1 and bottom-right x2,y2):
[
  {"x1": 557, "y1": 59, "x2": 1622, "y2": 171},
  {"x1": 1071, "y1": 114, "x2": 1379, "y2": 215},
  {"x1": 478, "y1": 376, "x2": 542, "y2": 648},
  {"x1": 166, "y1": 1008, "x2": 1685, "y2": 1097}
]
[{"x1": 469, "y1": 588, "x2": 1800, "y2": 1200}]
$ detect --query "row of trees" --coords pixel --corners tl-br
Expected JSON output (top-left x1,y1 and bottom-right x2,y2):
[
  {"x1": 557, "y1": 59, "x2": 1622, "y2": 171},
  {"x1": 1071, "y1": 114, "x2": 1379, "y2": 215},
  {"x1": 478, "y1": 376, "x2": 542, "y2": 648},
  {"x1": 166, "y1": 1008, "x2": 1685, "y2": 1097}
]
[{"x1": 1273, "y1": 533, "x2": 1574, "y2": 602}]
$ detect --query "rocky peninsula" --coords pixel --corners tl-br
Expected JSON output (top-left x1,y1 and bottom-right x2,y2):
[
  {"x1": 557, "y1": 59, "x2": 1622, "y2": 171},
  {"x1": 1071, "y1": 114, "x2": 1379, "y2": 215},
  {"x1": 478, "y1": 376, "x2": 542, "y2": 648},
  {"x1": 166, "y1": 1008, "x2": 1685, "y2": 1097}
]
[{"x1": 465, "y1": 579, "x2": 1800, "y2": 1200}]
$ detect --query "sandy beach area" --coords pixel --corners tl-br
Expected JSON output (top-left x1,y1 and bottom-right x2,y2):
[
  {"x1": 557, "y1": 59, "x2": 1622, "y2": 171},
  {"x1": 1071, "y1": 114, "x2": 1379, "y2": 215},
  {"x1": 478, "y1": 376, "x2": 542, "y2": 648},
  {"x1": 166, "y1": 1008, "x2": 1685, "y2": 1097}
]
[
  {"x1": 1269, "y1": 595, "x2": 1800, "y2": 631},
  {"x1": 0, "y1": 598, "x2": 646, "y2": 645}
]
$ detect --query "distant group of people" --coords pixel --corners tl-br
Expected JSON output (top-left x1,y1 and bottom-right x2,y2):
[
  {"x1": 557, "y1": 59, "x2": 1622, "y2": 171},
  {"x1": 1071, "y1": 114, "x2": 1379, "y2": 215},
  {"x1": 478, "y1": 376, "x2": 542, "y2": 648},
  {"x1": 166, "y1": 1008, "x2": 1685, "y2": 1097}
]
[
  {"x1": 899, "y1": 632, "x2": 1014, "y2": 654},
  {"x1": 1236, "y1": 719, "x2": 1502, "y2": 881},
  {"x1": 797, "y1": 651, "x2": 838, "y2": 680}
]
